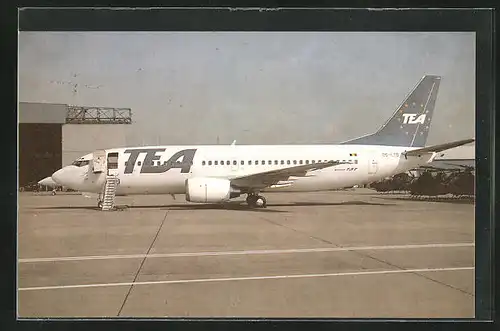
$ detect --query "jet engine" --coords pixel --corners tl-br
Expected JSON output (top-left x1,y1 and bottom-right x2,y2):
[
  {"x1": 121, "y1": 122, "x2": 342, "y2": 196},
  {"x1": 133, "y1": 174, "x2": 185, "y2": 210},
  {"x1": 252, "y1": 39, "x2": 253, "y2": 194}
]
[{"x1": 185, "y1": 177, "x2": 241, "y2": 203}]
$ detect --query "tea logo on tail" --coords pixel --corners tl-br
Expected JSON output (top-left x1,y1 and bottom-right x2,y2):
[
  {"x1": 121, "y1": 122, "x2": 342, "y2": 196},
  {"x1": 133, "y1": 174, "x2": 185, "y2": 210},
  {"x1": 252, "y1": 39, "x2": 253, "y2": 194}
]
[{"x1": 402, "y1": 113, "x2": 426, "y2": 124}]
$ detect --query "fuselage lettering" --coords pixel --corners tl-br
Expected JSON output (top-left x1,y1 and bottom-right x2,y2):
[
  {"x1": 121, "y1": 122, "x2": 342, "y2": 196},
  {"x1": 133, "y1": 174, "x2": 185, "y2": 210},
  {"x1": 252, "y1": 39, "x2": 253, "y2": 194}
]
[
  {"x1": 382, "y1": 152, "x2": 400, "y2": 158},
  {"x1": 123, "y1": 148, "x2": 197, "y2": 174}
]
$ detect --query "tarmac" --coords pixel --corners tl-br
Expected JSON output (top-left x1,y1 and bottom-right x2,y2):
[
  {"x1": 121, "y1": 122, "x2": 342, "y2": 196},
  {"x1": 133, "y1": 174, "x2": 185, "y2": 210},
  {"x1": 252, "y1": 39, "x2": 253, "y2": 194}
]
[{"x1": 17, "y1": 189, "x2": 475, "y2": 318}]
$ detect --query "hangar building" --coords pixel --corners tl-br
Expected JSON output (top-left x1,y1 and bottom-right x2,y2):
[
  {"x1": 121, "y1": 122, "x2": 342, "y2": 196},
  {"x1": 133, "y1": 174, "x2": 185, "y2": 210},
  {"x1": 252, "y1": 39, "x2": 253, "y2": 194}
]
[{"x1": 18, "y1": 102, "x2": 132, "y2": 188}]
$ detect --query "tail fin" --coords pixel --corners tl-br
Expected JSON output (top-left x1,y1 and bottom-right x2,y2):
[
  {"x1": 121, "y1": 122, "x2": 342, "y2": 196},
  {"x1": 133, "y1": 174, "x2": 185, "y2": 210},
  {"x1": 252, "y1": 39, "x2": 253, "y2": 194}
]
[{"x1": 341, "y1": 75, "x2": 441, "y2": 147}]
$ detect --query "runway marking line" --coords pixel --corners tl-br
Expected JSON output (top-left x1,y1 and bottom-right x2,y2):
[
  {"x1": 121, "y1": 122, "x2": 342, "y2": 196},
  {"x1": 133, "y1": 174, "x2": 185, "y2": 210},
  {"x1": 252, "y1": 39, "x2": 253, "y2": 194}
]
[
  {"x1": 18, "y1": 242, "x2": 475, "y2": 263},
  {"x1": 18, "y1": 266, "x2": 474, "y2": 291}
]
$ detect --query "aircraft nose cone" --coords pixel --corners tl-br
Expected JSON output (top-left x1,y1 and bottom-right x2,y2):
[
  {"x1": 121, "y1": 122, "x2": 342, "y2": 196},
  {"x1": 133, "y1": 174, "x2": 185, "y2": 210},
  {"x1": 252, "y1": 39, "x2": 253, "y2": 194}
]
[
  {"x1": 38, "y1": 177, "x2": 57, "y2": 187},
  {"x1": 51, "y1": 169, "x2": 65, "y2": 185}
]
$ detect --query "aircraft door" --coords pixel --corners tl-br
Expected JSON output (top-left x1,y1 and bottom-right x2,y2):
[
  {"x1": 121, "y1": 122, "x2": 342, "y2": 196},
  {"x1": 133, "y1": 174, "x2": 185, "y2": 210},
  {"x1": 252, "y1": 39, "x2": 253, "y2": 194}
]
[
  {"x1": 92, "y1": 150, "x2": 106, "y2": 173},
  {"x1": 368, "y1": 158, "x2": 378, "y2": 174},
  {"x1": 107, "y1": 152, "x2": 119, "y2": 176}
]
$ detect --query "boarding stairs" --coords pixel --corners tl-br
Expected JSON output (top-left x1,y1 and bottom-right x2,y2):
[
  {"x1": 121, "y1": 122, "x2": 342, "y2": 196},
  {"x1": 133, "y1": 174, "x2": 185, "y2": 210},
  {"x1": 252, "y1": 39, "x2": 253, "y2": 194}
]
[{"x1": 101, "y1": 175, "x2": 120, "y2": 211}]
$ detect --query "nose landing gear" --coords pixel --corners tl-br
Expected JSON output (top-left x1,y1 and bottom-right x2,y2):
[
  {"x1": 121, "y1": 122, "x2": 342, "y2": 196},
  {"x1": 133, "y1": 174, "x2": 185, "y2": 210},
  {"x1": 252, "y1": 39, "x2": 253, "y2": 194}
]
[
  {"x1": 97, "y1": 193, "x2": 103, "y2": 209},
  {"x1": 246, "y1": 193, "x2": 267, "y2": 208}
]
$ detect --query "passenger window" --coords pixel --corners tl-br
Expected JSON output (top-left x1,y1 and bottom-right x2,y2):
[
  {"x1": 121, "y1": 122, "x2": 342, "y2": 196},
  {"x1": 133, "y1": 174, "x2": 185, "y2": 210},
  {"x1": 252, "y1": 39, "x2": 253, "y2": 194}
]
[
  {"x1": 208, "y1": 161, "x2": 212, "y2": 166},
  {"x1": 262, "y1": 160, "x2": 265, "y2": 165},
  {"x1": 138, "y1": 161, "x2": 142, "y2": 166},
  {"x1": 226, "y1": 161, "x2": 230, "y2": 165},
  {"x1": 215, "y1": 161, "x2": 218, "y2": 165},
  {"x1": 125, "y1": 161, "x2": 128, "y2": 166},
  {"x1": 233, "y1": 160, "x2": 237, "y2": 165},
  {"x1": 202, "y1": 161, "x2": 206, "y2": 166},
  {"x1": 306, "y1": 160, "x2": 309, "y2": 164},
  {"x1": 249, "y1": 161, "x2": 252, "y2": 165},
  {"x1": 354, "y1": 160, "x2": 358, "y2": 164},
  {"x1": 268, "y1": 160, "x2": 272, "y2": 165},
  {"x1": 255, "y1": 160, "x2": 259, "y2": 165},
  {"x1": 164, "y1": 161, "x2": 167, "y2": 165},
  {"x1": 299, "y1": 160, "x2": 303, "y2": 165},
  {"x1": 274, "y1": 160, "x2": 278, "y2": 165},
  {"x1": 287, "y1": 160, "x2": 291, "y2": 165},
  {"x1": 241, "y1": 160, "x2": 244, "y2": 165},
  {"x1": 281, "y1": 160, "x2": 284, "y2": 165},
  {"x1": 293, "y1": 160, "x2": 297, "y2": 165}
]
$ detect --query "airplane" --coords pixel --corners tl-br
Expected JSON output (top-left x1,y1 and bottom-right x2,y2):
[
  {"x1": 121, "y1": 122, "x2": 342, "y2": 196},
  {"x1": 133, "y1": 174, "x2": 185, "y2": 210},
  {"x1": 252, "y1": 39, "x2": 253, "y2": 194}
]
[{"x1": 50, "y1": 75, "x2": 474, "y2": 209}]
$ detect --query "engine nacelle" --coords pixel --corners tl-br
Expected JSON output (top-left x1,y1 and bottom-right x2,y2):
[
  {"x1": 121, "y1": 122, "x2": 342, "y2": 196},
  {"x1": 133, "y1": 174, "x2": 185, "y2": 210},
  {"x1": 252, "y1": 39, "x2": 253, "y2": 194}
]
[{"x1": 185, "y1": 177, "x2": 240, "y2": 203}]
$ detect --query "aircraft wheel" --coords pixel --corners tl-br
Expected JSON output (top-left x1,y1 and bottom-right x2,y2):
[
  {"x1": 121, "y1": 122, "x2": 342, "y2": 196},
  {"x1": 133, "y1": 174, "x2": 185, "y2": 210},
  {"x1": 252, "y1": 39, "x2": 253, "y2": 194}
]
[
  {"x1": 97, "y1": 201, "x2": 103, "y2": 209},
  {"x1": 246, "y1": 194, "x2": 267, "y2": 208},
  {"x1": 246, "y1": 195, "x2": 257, "y2": 206},
  {"x1": 255, "y1": 195, "x2": 267, "y2": 208}
]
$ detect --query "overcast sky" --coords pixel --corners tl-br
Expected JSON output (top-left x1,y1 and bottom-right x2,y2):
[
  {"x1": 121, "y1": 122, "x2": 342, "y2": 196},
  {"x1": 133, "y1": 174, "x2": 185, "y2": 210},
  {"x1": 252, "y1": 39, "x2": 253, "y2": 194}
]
[{"x1": 18, "y1": 31, "x2": 475, "y2": 146}]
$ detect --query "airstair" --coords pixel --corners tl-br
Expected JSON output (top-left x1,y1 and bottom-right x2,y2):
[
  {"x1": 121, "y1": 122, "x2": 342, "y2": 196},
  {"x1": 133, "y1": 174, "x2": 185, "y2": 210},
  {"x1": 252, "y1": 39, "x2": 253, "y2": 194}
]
[{"x1": 101, "y1": 175, "x2": 119, "y2": 211}]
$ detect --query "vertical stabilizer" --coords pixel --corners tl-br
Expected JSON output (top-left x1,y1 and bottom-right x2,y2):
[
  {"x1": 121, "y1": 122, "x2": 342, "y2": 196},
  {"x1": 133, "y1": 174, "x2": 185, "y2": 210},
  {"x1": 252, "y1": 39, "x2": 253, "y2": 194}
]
[{"x1": 341, "y1": 75, "x2": 441, "y2": 147}]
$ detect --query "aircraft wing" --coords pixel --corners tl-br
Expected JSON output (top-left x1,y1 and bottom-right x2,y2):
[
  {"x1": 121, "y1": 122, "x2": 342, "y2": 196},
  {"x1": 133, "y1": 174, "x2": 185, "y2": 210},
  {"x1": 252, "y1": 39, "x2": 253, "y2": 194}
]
[
  {"x1": 405, "y1": 138, "x2": 475, "y2": 157},
  {"x1": 230, "y1": 160, "x2": 347, "y2": 189}
]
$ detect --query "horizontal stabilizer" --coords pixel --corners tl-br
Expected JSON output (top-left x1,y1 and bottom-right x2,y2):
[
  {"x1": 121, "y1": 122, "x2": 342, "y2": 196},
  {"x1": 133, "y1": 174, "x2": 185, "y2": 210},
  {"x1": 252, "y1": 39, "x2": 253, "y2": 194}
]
[{"x1": 405, "y1": 138, "x2": 474, "y2": 157}]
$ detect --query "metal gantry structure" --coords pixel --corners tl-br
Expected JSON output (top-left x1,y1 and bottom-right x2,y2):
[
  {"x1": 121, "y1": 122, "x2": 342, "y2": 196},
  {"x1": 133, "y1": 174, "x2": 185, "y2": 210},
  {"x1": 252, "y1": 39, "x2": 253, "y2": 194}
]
[
  {"x1": 51, "y1": 73, "x2": 132, "y2": 124},
  {"x1": 65, "y1": 106, "x2": 132, "y2": 124}
]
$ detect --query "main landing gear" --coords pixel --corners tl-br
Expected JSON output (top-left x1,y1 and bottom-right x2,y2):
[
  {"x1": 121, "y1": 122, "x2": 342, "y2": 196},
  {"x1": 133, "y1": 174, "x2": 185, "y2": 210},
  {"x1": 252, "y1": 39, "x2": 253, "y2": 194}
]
[{"x1": 246, "y1": 193, "x2": 267, "y2": 208}]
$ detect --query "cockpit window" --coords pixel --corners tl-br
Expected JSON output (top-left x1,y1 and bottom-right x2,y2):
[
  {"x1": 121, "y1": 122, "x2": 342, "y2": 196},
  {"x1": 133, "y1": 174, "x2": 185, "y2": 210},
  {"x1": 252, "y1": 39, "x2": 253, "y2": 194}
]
[{"x1": 72, "y1": 160, "x2": 90, "y2": 167}]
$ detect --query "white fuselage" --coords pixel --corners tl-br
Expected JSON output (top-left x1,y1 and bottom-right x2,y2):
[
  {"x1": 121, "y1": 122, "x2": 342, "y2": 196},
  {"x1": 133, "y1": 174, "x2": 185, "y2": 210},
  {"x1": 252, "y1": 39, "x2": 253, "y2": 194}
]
[{"x1": 52, "y1": 144, "x2": 433, "y2": 196}]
